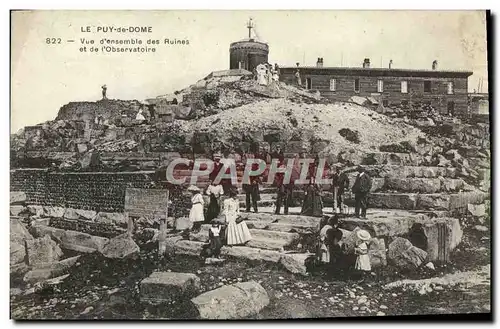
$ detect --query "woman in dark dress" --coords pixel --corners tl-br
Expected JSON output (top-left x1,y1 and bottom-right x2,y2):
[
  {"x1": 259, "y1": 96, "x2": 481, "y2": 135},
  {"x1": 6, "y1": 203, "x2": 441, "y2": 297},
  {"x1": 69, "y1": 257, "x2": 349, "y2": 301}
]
[{"x1": 301, "y1": 178, "x2": 324, "y2": 217}]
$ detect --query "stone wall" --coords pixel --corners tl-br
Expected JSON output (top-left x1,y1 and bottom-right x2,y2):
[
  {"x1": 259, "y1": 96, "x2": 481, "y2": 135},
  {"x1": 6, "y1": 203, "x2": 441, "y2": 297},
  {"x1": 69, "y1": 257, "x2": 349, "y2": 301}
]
[{"x1": 11, "y1": 169, "x2": 155, "y2": 212}]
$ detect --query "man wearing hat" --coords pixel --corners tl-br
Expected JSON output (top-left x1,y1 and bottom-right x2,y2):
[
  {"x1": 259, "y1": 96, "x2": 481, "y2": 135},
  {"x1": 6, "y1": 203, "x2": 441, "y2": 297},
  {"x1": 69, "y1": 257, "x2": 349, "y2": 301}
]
[{"x1": 351, "y1": 166, "x2": 372, "y2": 219}]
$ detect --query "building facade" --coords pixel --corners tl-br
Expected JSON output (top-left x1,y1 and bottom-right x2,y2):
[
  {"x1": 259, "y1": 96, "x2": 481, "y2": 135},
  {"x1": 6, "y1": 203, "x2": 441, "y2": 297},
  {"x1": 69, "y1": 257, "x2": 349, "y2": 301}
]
[{"x1": 279, "y1": 59, "x2": 473, "y2": 116}]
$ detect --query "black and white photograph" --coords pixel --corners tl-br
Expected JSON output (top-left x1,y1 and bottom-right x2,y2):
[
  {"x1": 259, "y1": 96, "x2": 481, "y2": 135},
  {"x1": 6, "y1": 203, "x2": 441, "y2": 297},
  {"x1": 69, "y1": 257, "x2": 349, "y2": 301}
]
[{"x1": 9, "y1": 9, "x2": 491, "y2": 320}]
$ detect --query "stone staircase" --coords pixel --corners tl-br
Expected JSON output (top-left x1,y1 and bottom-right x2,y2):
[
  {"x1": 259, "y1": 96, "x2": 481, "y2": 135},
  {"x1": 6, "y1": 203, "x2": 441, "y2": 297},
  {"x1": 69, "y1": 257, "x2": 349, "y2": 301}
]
[{"x1": 165, "y1": 151, "x2": 488, "y2": 274}]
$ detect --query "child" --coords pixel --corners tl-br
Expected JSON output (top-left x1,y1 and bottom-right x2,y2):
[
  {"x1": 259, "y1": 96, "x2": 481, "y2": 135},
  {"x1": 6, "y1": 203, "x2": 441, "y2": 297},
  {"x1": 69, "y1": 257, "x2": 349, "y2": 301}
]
[
  {"x1": 208, "y1": 219, "x2": 223, "y2": 258},
  {"x1": 188, "y1": 185, "x2": 205, "y2": 232},
  {"x1": 317, "y1": 217, "x2": 333, "y2": 266},
  {"x1": 354, "y1": 229, "x2": 372, "y2": 277},
  {"x1": 326, "y1": 215, "x2": 344, "y2": 271}
]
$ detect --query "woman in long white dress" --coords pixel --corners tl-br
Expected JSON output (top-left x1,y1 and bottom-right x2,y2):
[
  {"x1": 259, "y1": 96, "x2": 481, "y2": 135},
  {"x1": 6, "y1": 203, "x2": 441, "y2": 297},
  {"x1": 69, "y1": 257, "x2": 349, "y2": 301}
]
[
  {"x1": 223, "y1": 188, "x2": 252, "y2": 246},
  {"x1": 188, "y1": 185, "x2": 205, "y2": 232}
]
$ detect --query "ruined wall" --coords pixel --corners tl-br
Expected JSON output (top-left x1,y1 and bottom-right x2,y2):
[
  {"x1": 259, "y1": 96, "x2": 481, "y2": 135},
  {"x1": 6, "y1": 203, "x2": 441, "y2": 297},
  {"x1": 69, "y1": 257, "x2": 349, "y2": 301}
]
[{"x1": 11, "y1": 169, "x2": 155, "y2": 212}]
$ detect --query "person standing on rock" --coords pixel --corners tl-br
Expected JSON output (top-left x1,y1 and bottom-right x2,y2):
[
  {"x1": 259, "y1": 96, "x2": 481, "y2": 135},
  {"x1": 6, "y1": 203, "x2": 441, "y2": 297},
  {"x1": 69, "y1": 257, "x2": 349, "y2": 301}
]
[
  {"x1": 352, "y1": 166, "x2": 372, "y2": 219},
  {"x1": 101, "y1": 84, "x2": 107, "y2": 99},
  {"x1": 243, "y1": 153, "x2": 260, "y2": 213},
  {"x1": 274, "y1": 163, "x2": 292, "y2": 215},
  {"x1": 188, "y1": 185, "x2": 205, "y2": 232},
  {"x1": 224, "y1": 188, "x2": 252, "y2": 246}
]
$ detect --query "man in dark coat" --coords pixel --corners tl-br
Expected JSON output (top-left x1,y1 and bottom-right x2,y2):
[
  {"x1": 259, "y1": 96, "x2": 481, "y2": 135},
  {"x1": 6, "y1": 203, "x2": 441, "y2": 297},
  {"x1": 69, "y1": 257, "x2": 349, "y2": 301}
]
[
  {"x1": 274, "y1": 164, "x2": 293, "y2": 215},
  {"x1": 351, "y1": 166, "x2": 372, "y2": 219},
  {"x1": 331, "y1": 165, "x2": 350, "y2": 213},
  {"x1": 243, "y1": 153, "x2": 260, "y2": 213}
]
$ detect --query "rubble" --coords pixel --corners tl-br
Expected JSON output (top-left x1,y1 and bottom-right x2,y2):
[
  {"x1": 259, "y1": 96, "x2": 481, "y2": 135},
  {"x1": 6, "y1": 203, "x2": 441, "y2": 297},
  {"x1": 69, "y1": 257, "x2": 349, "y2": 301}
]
[
  {"x1": 10, "y1": 218, "x2": 34, "y2": 265},
  {"x1": 23, "y1": 256, "x2": 80, "y2": 284}
]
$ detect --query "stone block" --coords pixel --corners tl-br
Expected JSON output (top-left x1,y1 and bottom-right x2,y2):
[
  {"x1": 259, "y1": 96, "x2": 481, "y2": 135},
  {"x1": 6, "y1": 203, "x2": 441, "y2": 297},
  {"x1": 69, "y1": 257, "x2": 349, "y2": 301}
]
[
  {"x1": 384, "y1": 178, "x2": 441, "y2": 193},
  {"x1": 175, "y1": 217, "x2": 193, "y2": 231},
  {"x1": 279, "y1": 253, "x2": 313, "y2": 275},
  {"x1": 23, "y1": 256, "x2": 81, "y2": 284},
  {"x1": 43, "y1": 206, "x2": 65, "y2": 218},
  {"x1": 95, "y1": 212, "x2": 127, "y2": 226},
  {"x1": 416, "y1": 194, "x2": 450, "y2": 211},
  {"x1": 100, "y1": 233, "x2": 140, "y2": 259},
  {"x1": 27, "y1": 205, "x2": 45, "y2": 217},
  {"x1": 31, "y1": 224, "x2": 109, "y2": 253},
  {"x1": 174, "y1": 240, "x2": 204, "y2": 256},
  {"x1": 64, "y1": 208, "x2": 97, "y2": 221},
  {"x1": 340, "y1": 217, "x2": 415, "y2": 238},
  {"x1": 190, "y1": 281, "x2": 269, "y2": 319},
  {"x1": 220, "y1": 246, "x2": 282, "y2": 263},
  {"x1": 10, "y1": 191, "x2": 27, "y2": 205},
  {"x1": 467, "y1": 203, "x2": 486, "y2": 217},
  {"x1": 369, "y1": 193, "x2": 418, "y2": 210},
  {"x1": 414, "y1": 217, "x2": 462, "y2": 262},
  {"x1": 10, "y1": 205, "x2": 27, "y2": 217},
  {"x1": 25, "y1": 235, "x2": 63, "y2": 266},
  {"x1": 140, "y1": 272, "x2": 200, "y2": 303}
]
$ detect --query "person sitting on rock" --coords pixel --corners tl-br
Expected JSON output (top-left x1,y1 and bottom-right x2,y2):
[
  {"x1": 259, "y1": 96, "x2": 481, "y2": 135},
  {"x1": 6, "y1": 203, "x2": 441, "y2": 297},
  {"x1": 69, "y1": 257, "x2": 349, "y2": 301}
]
[{"x1": 207, "y1": 219, "x2": 223, "y2": 259}]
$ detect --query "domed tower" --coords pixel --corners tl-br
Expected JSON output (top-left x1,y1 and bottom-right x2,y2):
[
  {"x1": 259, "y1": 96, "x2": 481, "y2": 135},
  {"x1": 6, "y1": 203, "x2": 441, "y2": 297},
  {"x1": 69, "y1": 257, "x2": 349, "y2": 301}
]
[{"x1": 229, "y1": 18, "x2": 269, "y2": 72}]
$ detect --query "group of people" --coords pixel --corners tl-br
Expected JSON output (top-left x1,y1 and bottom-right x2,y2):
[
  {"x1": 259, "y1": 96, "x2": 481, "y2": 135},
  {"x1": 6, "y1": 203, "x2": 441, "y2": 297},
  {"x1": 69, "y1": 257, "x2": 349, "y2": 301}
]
[
  {"x1": 255, "y1": 63, "x2": 280, "y2": 88},
  {"x1": 313, "y1": 215, "x2": 373, "y2": 278},
  {"x1": 187, "y1": 184, "x2": 252, "y2": 259}
]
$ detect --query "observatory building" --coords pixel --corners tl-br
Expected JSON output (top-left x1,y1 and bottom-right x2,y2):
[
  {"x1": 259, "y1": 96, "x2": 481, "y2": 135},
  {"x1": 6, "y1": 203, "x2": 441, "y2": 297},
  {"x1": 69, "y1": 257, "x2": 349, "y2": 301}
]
[{"x1": 229, "y1": 19, "x2": 269, "y2": 72}]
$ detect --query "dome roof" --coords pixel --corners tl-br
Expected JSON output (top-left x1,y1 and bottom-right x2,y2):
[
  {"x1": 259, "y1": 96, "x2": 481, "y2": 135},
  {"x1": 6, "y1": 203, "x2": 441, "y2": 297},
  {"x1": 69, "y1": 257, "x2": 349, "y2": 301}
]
[{"x1": 230, "y1": 39, "x2": 269, "y2": 51}]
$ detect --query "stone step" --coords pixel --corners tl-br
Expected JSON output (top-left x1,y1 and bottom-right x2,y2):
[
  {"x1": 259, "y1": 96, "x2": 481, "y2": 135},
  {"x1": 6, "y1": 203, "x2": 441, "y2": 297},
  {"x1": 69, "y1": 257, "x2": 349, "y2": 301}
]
[
  {"x1": 360, "y1": 165, "x2": 457, "y2": 179},
  {"x1": 189, "y1": 227, "x2": 299, "y2": 251},
  {"x1": 164, "y1": 238, "x2": 311, "y2": 275}
]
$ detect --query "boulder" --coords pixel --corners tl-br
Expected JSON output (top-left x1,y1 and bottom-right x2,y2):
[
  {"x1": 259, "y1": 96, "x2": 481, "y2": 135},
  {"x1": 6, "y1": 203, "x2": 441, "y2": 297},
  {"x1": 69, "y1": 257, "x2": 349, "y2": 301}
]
[
  {"x1": 140, "y1": 272, "x2": 200, "y2": 303},
  {"x1": 11, "y1": 192, "x2": 27, "y2": 205},
  {"x1": 387, "y1": 237, "x2": 427, "y2": 270},
  {"x1": 10, "y1": 262, "x2": 29, "y2": 276},
  {"x1": 160, "y1": 236, "x2": 183, "y2": 257},
  {"x1": 175, "y1": 217, "x2": 193, "y2": 231},
  {"x1": 10, "y1": 218, "x2": 34, "y2": 265},
  {"x1": 100, "y1": 233, "x2": 140, "y2": 259},
  {"x1": 95, "y1": 212, "x2": 127, "y2": 226},
  {"x1": 190, "y1": 281, "x2": 269, "y2": 319},
  {"x1": 43, "y1": 206, "x2": 65, "y2": 218},
  {"x1": 279, "y1": 253, "x2": 313, "y2": 275},
  {"x1": 174, "y1": 240, "x2": 205, "y2": 256},
  {"x1": 23, "y1": 255, "x2": 80, "y2": 284},
  {"x1": 10, "y1": 205, "x2": 27, "y2": 216},
  {"x1": 25, "y1": 235, "x2": 63, "y2": 266}
]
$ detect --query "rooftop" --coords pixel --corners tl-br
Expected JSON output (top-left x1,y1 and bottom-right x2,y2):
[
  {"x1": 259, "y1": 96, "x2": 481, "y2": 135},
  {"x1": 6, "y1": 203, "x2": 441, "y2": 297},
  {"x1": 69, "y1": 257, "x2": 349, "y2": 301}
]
[{"x1": 280, "y1": 66, "x2": 473, "y2": 78}]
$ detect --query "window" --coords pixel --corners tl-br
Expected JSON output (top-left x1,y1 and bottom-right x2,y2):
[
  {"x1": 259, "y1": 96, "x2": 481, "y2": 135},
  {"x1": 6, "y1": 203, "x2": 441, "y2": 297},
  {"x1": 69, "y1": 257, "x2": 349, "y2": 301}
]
[
  {"x1": 447, "y1": 81, "x2": 454, "y2": 95},
  {"x1": 424, "y1": 81, "x2": 432, "y2": 92},
  {"x1": 329, "y1": 79, "x2": 336, "y2": 91},
  {"x1": 306, "y1": 78, "x2": 312, "y2": 90},
  {"x1": 401, "y1": 81, "x2": 408, "y2": 94},
  {"x1": 354, "y1": 79, "x2": 360, "y2": 93},
  {"x1": 377, "y1": 80, "x2": 384, "y2": 93},
  {"x1": 382, "y1": 100, "x2": 389, "y2": 107}
]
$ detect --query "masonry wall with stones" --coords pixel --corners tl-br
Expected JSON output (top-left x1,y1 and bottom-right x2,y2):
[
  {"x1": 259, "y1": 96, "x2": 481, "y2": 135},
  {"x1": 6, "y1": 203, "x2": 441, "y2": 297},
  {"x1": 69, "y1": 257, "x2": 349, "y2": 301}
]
[{"x1": 11, "y1": 169, "x2": 160, "y2": 213}]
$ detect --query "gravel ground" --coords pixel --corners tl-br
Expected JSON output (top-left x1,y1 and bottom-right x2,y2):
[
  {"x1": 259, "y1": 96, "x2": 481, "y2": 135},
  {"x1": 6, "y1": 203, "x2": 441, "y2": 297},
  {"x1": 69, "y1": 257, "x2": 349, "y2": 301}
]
[{"x1": 10, "y1": 228, "x2": 490, "y2": 320}]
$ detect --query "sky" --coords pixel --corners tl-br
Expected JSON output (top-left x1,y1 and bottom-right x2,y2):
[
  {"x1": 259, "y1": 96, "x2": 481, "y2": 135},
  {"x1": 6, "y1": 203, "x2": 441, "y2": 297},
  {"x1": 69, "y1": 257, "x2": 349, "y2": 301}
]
[{"x1": 10, "y1": 10, "x2": 488, "y2": 133}]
